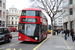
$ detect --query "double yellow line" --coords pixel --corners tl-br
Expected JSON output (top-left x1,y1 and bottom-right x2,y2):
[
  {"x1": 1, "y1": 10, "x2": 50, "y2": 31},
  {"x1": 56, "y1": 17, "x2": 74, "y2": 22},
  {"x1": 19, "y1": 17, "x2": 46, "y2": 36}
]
[
  {"x1": 33, "y1": 34, "x2": 51, "y2": 50},
  {"x1": 62, "y1": 38, "x2": 71, "y2": 50}
]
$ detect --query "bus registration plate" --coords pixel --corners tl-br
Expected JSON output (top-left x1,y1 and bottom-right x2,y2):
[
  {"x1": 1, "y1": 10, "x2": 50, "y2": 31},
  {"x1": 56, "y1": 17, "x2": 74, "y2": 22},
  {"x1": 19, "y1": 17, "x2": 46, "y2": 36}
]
[{"x1": 25, "y1": 39, "x2": 30, "y2": 41}]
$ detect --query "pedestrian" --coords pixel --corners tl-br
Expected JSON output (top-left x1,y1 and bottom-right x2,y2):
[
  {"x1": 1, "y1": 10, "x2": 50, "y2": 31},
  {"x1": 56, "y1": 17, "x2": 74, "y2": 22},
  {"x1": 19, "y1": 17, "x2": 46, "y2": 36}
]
[
  {"x1": 64, "y1": 29, "x2": 68, "y2": 40},
  {"x1": 67, "y1": 29, "x2": 70, "y2": 37},
  {"x1": 61, "y1": 29, "x2": 64, "y2": 37},
  {"x1": 54, "y1": 29, "x2": 56, "y2": 35},
  {"x1": 58, "y1": 29, "x2": 60, "y2": 34},
  {"x1": 56, "y1": 29, "x2": 58, "y2": 35},
  {"x1": 14, "y1": 29, "x2": 15, "y2": 32},
  {"x1": 70, "y1": 28, "x2": 74, "y2": 42},
  {"x1": 73, "y1": 35, "x2": 75, "y2": 42}
]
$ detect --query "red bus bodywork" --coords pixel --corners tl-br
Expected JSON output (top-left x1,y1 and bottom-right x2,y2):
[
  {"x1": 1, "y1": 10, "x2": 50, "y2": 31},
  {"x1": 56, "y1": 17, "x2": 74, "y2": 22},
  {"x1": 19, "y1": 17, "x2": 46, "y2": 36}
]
[{"x1": 18, "y1": 8, "x2": 48, "y2": 42}]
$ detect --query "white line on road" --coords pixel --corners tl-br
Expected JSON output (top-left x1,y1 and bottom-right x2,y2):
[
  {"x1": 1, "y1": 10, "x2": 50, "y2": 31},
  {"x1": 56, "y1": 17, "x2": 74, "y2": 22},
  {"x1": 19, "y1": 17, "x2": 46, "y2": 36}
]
[
  {"x1": 0, "y1": 47, "x2": 4, "y2": 50},
  {"x1": 20, "y1": 49, "x2": 22, "y2": 50},
  {"x1": 9, "y1": 44, "x2": 14, "y2": 46}
]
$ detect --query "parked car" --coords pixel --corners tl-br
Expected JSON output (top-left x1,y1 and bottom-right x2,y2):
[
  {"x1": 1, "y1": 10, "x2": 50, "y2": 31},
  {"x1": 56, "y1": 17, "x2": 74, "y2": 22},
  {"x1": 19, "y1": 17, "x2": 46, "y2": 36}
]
[
  {"x1": 0, "y1": 27, "x2": 12, "y2": 43},
  {"x1": 47, "y1": 25, "x2": 51, "y2": 34},
  {"x1": 47, "y1": 30, "x2": 51, "y2": 34}
]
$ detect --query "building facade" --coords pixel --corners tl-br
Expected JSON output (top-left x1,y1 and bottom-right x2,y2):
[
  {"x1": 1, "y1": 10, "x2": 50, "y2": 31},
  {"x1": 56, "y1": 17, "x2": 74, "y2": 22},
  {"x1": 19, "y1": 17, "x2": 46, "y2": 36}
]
[
  {"x1": 54, "y1": 13, "x2": 63, "y2": 29},
  {"x1": 0, "y1": 0, "x2": 6, "y2": 27},
  {"x1": 63, "y1": 0, "x2": 75, "y2": 31},
  {"x1": 6, "y1": 6, "x2": 21, "y2": 29}
]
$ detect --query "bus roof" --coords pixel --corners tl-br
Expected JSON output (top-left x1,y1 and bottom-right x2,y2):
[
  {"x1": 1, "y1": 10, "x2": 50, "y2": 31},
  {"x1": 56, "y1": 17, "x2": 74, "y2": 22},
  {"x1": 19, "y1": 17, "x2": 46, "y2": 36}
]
[{"x1": 22, "y1": 8, "x2": 41, "y2": 11}]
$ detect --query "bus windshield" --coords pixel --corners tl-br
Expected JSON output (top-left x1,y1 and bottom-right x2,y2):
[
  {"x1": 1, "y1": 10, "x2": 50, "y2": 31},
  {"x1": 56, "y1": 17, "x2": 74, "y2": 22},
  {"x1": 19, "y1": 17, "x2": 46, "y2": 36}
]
[
  {"x1": 18, "y1": 23, "x2": 36, "y2": 36},
  {"x1": 21, "y1": 10, "x2": 40, "y2": 16}
]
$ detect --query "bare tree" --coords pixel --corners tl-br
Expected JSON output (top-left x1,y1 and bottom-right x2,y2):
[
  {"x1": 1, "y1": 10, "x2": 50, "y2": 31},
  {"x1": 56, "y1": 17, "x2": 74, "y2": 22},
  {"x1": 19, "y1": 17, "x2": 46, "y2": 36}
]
[{"x1": 30, "y1": 0, "x2": 65, "y2": 35}]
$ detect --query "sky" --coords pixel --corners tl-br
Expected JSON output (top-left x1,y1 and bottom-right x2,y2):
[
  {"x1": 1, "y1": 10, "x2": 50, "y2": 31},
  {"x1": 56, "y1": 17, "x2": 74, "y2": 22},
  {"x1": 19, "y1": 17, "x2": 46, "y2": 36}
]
[
  {"x1": 6, "y1": 0, "x2": 51, "y2": 25},
  {"x1": 6, "y1": 0, "x2": 30, "y2": 10}
]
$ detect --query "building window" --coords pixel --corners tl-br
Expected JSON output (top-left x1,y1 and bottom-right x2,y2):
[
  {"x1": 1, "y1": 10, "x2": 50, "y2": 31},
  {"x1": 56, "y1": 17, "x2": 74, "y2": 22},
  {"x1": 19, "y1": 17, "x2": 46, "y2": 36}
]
[
  {"x1": 54, "y1": 23, "x2": 57, "y2": 25},
  {"x1": 2, "y1": 21, "x2": 5, "y2": 27},
  {"x1": 15, "y1": 21, "x2": 17, "y2": 25},
  {"x1": 12, "y1": 10, "x2": 13, "y2": 12},
  {"x1": 70, "y1": 21, "x2": 73, "y2": 29},
  {"x1": 70, "y1": 0, "x2": 73, "y2": 4},
  {"x1": 54, "y1": 21, "x2": 57, "y2": 22},
  {"x1": 12, "y1": 17, "x2": 13, "y2": 19},
  {"x1": 0, "y1": 1, "x2": 2, "y2": 7},
  {"x1": 3, "y1": 12, "x2": 5, "y2": 18},
  {"x1": 70, "y1": 8, "x2": 73, "y2": 15},
  {"x1": 0, "y1": 10, "x2": 2, "y2": 17},
  {"x1": 59, "y1": 23, "x2": 62, "y2": 25},
  {"x1": 12, "y1": 21, "x2": 13, "y2": 25},
  {"x1": 16, "y1": 17, "x2": 17, "y2": 19},
  {"x1": 8, "y1": 21, "x2": 10, "y2": 24},
  {"x1": 59, "y1": 18, "x2": 62, "y2": 20},
  {"x1": 15, "y1": 10, "x2": 16, "y2": 12},
  {"x1": 3, "y1": 3, "x2": 5, "y2": 9},
  {"x1": 0, "y1": 21, "x2": 1, "y2": 26},
  {"x1": 58, "y1": 21, "x2": 62, "y2": 22}
]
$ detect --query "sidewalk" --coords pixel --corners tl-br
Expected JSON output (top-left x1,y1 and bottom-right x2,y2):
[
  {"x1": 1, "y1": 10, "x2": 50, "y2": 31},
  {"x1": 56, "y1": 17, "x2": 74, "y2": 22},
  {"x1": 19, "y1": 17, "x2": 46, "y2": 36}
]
[{"x1": 36, "y1": 34, "x2": 75, "y2": 50}]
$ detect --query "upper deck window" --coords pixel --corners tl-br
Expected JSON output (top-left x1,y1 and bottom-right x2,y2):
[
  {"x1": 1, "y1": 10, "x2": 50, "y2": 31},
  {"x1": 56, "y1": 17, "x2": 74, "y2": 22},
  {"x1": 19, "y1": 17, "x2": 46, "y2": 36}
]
[
  {"x1": 21, "y1": 10, "x2": 40, "y2": 16},
  {"x1": 26, "y1": 11, "x2": 35, "y2": 16},
  {"x1": 70, "y1": 0, "x2": 73, "y2": 4}
]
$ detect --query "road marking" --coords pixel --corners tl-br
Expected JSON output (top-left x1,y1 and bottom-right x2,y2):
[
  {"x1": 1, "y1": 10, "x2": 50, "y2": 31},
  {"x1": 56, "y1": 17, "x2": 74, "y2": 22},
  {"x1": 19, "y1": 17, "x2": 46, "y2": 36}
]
[
  {"x1": 20, "y1": 49, "x2": 22, "y2": 50},
  {"x1": 33, "y1": 34, "x2": 51, "y2": 50},
  {"x1": 62, "y1": 38, "x2": 71, "y2": 50},
  {"x1": 9, "y1": 44, "x2": 14, "y2": 46},
  {"x1": 6, "y1": 48, "x2": 16, "y2": 50},
  {"x1": 0, "y1": 47, "x2": 4, "y2": 50}
]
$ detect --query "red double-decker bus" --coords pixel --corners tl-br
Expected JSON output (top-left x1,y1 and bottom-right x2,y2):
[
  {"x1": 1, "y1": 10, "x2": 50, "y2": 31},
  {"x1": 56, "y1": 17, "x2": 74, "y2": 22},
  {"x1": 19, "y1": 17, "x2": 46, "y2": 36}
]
[{"x1": 18, "y1": 8, "x2": 48, "y2": 42}]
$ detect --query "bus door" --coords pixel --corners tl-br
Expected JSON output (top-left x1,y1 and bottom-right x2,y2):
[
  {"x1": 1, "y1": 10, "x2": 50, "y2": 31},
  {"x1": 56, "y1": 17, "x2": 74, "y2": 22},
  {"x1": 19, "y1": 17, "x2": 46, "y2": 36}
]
[
  {"x1": 39, "y1": 25, "x2": 42, "y2": 41},
  {"x1": 39, "y1": 24, "x2": 43, "y2": 40},
  {"x1": 18, "y1": 24, "x2": 25, "y2": 40},
  {"x1": 24, "y1": 24, "x2": 36, "y2": 36}
]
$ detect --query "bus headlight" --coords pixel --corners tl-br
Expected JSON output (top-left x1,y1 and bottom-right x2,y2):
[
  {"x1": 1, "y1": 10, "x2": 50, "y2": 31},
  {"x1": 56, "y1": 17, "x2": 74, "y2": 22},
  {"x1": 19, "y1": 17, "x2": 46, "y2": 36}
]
[
  {"x1": 19, "y1": 36, "x2": 21, "y2": 39},
  {"x1": 35, "y1": 37, "x2": 38, "y2": 40}
]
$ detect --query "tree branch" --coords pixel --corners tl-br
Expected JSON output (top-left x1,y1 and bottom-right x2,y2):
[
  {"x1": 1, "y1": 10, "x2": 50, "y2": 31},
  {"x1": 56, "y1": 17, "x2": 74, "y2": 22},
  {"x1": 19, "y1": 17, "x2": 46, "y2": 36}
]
[{"x1": 54, "y1": 10, "x2": 65, "y2": 20}]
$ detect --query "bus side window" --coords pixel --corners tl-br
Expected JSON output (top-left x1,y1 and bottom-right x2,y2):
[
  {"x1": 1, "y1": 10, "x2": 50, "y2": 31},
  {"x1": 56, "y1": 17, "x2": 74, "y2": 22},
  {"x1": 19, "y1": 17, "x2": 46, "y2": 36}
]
[{"x1": 40, "y1": 24, "x2": 42, "y2": 33}]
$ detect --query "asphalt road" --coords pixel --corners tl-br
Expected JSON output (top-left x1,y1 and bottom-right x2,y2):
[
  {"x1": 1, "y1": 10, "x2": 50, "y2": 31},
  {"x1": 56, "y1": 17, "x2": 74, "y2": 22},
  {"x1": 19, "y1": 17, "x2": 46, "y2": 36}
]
[
  {"x1": 0, "y1": 37, "x2": 39, "y2": 50},
  {"x1": 1, "y1": 32, "x2": 74, "y2": 50}
]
